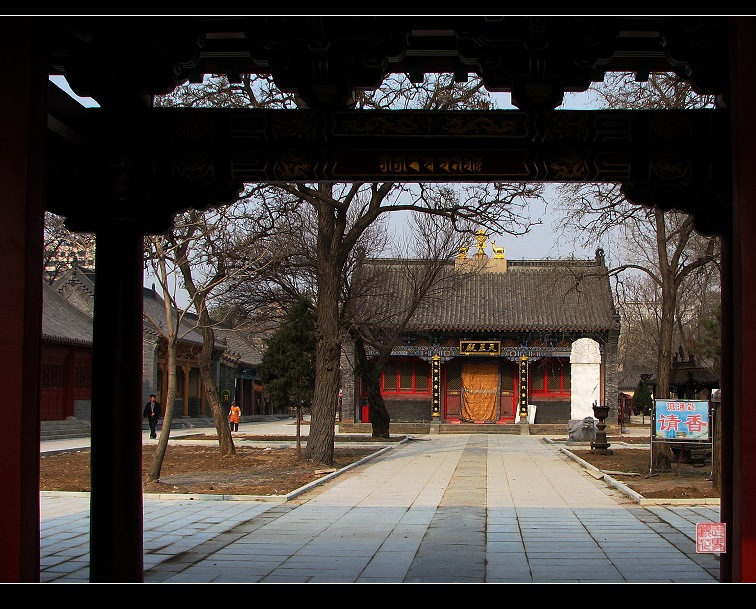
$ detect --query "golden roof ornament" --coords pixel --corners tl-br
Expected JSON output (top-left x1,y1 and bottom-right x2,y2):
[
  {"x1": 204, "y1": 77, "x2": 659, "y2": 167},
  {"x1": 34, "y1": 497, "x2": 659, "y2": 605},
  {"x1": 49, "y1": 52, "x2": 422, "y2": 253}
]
[{"x1": 474, "y1": 229, "x2": 488, "y2": 256}]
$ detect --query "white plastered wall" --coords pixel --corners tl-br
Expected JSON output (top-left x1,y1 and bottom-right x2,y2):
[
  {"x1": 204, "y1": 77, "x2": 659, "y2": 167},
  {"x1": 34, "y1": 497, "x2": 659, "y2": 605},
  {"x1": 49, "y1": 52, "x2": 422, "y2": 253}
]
[{"x1": 570, "y1": 338, "x2": 601, "y2": 420}]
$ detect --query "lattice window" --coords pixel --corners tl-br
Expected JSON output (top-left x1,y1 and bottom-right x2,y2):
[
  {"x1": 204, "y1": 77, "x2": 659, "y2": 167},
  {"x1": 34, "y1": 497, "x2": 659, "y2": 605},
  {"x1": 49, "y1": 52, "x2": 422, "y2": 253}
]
[
  {"x1": 42, "y1": 363, "x2": 65, "y2": 388},
  {"x1": 414, "y1": 360, "x2": 429, "y2": 392},
  {"x1": 445, "y1": 360, "x2": 462, "y2": 391},
  {"x1": 400, "y1": 360, "x2": 414, "y2": 391},
  {"x1": 74, "y1": 365, "x2": 91, "y2": 390},
  {"x1": 382, "y1": 358, "x2": 430, "y2": 394},
  {"x1": 383, "y1": 367, "x2": 397, "y2": 390},
  {"x1": 532, "y1": 364, "x2": 545, "y2": 390},
  {"x1": 530, "y1": 358, "x2": 569, "y2": 395},
  {"x1": 547, "y1": 361, "x2": 562, "y2": 391},
  {"x1": 500, "y1": 362, "x2": 514, "y2": 390}
]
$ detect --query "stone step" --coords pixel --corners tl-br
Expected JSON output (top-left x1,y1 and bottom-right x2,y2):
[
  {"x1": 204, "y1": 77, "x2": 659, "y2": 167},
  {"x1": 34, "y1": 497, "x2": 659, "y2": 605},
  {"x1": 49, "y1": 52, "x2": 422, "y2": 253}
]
[
  {"x1": 338, "y1": 422, "x2": 574, "y2": 435},
  {"x1": 440, "y1": 423, "x2": 522, "y2": 434},
  {"x1": 41, "y1": 419, "x2": 91, "y2": 440}
]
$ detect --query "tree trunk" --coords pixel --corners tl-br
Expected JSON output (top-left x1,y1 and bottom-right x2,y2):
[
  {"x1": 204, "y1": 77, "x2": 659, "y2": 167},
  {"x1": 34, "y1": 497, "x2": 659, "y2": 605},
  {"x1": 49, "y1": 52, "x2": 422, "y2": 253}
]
[
  {"x1": 353, "y1": 340, "x2": 391, "y2": 438},
  {"x1": 197, "y1": 323, "x2": 235, "y2": 457},
  {"x1": 304, "y1": 286, "x2": 341, "y2": 464},
  {"x1": 147, "y1": 336, "x2": 177, "y2": 482},
  {"x1": 304, "y1": 186, "x2": 343, "y2": 465},
  {"x1": 652, "y1": 443, "x2": 673, "y2": 471},
  {"x1": 175, "y1": 244, "x2": 235, "y2": 457},
  {"x1": 146, "y1": 245, "x2": 180, "y2": 483},
  {"x1": 198, "y1": 360, "x2": 235, "y2": 457},
  {"x1": 712, "y1": 402, "x2": 721, "y2": 489},
  {"x1": 655, "y1": 296, "x2": 675, "y2": 400},
  {"x1": 360, "y1": 362, "x2": 391, "y2": 438},
  {"x1": 366, "y1": 378, "x2": 390, "y2": 438},
  {"x1": 295, "y1": 405, "x2": 302, "y2": 460},
  {"x1": 651, "y1": 210, "x2": 677, "y2": 470}
]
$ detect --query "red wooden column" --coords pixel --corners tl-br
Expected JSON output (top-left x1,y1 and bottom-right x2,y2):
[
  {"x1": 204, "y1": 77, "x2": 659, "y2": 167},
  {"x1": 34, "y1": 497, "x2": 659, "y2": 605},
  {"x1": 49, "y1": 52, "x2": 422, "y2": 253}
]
[
  {"x1": 0, "y1": 28, "x2": 46, "y2": 582},
  {"x1": 726, "y1": 16, "x2": 756, "y2": 583}
]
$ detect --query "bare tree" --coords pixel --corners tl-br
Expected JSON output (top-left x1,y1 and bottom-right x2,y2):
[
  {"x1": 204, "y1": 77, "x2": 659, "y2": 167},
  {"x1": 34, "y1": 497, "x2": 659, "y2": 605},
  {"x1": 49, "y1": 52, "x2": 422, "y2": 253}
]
[
  {"x1": 159, "y1": 73, "x2": 547, "y2": 466},
  {"x1": 277, "y1": 75, "x2": 546, "y2": 465},
  {"x1": 143, "y1": 236, "x2": 186, "y2": 482},
  {"x1": 557, "y1": 73, "x2": 720, "y2": 398},
  {"x1": 43, "y1": 211, "x2": 96, "y2": 283},
  {"x1": 172, "y1": 205, "x2": 281, "y2": 456},
  {"x1": 556, "y1": 73, "x2": 721, "y2": 470},
  {"x1": 168, "y1": 210, "x2": 237, "y2": 458},
  {"x1": 143, "y1": 200, "x2": 283, "y2": 473},
  {"x1": 615, "y1": 274, "x2": 665, "y2": 380},
  {"x1": 272, "y1": 177, "x2": 544, "y2": 464},
  {"x1": 346, "y1": 213, "x2": 478, "y2": 437}
]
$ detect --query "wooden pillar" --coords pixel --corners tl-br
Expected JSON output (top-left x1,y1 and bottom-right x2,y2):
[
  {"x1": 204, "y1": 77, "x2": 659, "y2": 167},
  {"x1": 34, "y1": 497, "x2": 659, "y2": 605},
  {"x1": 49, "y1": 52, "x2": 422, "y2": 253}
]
[
  {"x1": 518, "y1": 357, "x2": 529, "y2": 422},
  {"x1": 236, "y1": 379, "x2": 244, "y2": 414},
  {"x1": 158, "y1": 362, "x2": 166, "y2": 407},
  {"x1": 725, "y1": 16, "x2": 756, "y2": 583},
  {"x1": 65, "y1": 347, "x2": 75, "y2": 418},
  {"x1": 431, "y1": 355, "x2": 441, "y2": 419},
  {"x1": 196, "y1": 368, "x2": 202, "y2": 416},
  {"x1": 183, "y1": 365, "x2": 191, "y2": 416},
  {"x1": 89, "y1": 220, "x2": 144, "y2": 582},
  {"x1": 0, "y1": 27, "x2": 46, "y2": 583}
]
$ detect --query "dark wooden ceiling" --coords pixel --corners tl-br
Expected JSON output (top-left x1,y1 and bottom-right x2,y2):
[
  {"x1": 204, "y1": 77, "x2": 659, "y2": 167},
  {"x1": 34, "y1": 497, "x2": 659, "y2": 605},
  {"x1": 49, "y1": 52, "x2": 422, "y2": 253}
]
[{"x1": 45, "y1": 16, "x2": 729, "y2": 110}]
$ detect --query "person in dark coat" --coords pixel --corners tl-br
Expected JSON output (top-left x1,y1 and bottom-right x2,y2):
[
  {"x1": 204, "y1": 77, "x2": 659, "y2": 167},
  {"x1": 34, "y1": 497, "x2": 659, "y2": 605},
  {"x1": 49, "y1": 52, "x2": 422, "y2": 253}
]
[{"x1": 143, "y1": 394, "x2": 161, "y2": 439}]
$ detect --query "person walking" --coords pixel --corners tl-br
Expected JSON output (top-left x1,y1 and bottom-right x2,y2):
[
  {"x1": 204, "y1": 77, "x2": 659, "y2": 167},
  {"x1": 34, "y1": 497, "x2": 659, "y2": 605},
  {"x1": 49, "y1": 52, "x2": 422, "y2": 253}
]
[
  {"x1": 143, "y1": 394, "x2": 161, "y2": 439},
  {"x1": 229, "y1": 400, "x2": 241, "y2": 432},
  {"x1": 618, "y1": 401, "x2": 628, "y2": 434}
]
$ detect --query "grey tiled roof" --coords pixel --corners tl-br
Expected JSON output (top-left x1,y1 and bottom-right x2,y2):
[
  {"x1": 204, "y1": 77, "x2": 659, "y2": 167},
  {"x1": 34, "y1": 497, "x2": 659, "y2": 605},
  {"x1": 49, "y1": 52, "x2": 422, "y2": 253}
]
[
  {"x1": 617, "y1": 368, "x2": 653, "y2": 392},
  {"x1": 649, "y1": 367, "x2": 719, "y2": 389},
  {"x1": 142, "y1": 287, "x2": 261, "y2": 367},
  {"x1": 668, "y1": 367, "x2": 719, "y2": 387},
  {"x1": 142, "y1": 287, "x2": 205, "y2": 346},
  {"x1": 214, "y1": 325, "x2": 263, "y2": 366},
  {"x1": 45, "y1": 269, "x2": 261, "y2": 368},
  {"x1": 42, "y1": 282, "x2": 93, "y2": 346},
  {"x1": 358, "y1": 256, "x2": 620, "y2": 334}
]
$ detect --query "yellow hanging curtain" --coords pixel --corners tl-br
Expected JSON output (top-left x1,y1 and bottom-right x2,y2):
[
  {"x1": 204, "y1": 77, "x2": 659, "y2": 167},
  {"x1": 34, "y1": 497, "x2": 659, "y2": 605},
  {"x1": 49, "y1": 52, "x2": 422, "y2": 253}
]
[{"x1": 461, "y1": 360, "x2": 499, "y2": 422}]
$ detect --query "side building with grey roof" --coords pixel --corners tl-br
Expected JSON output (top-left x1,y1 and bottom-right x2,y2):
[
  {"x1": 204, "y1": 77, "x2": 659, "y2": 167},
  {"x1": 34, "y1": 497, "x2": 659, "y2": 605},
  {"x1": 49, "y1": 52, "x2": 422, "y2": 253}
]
[
  {"x1": 47, "y1": 265, "x2": 270, "y2": 421},
  {"x1": 139, "y1": 286, "x2": 271, "y2": 418},
  {"x1": 41, "y1": 281, "x2": 94, "y2": 421},
  {"x1": 341, "y1": 242, "x2": 621, "y2": 427}
]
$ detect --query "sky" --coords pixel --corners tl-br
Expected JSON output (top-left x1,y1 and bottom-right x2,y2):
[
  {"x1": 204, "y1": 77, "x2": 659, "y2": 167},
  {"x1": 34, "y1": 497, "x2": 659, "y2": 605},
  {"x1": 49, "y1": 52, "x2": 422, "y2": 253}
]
[
  {"x1": 49, "y1": 77, "x2": 598, "y2": 308},
  {"x1": 485, "y1": 90, "x2": 599, "y2": 260}
]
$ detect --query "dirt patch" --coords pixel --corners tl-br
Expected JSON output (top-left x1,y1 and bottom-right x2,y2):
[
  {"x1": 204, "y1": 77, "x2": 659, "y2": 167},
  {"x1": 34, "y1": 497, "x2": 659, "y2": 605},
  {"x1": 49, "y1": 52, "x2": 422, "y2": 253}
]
[
  {"x1": 180, "y1": 433, "x2": 401, "y2": 443},
  {"x1": 565, "y1": 436, "x2": 719, "y2": 499},
  {"x1": 41, "y1": 437, "x2": 389, "y2": 497}
]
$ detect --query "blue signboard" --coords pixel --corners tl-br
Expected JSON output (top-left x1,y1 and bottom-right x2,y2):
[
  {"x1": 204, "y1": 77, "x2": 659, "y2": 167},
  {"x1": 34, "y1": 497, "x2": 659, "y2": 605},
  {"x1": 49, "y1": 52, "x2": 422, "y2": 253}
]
[{"x1": 653, "y1": 399, "x2": 711, "y2": 442}]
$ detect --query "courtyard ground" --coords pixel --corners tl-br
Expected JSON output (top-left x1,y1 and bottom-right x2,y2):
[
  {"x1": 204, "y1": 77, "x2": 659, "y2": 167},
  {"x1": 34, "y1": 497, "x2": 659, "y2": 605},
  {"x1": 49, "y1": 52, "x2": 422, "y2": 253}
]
[{"x1": 40, "y1": 425, "x2": 718, "y2": 500}]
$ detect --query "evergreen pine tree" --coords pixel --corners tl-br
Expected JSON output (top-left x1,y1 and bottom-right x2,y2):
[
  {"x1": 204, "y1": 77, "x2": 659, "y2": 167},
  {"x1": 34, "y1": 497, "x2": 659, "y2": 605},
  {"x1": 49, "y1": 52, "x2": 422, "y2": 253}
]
[
  {"x1": 258, "y1": 297, "x2": 316, "y2": 413},
  {"x1": 632, "y1": 380, "x2": 654, "y2": 422}
]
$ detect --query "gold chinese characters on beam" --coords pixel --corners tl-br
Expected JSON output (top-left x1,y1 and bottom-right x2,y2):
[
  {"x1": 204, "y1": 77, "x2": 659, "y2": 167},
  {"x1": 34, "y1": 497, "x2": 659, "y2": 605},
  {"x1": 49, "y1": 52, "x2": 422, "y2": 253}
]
[{"x1": 460, "y1": 340, "x2": 501, "y2": 356}]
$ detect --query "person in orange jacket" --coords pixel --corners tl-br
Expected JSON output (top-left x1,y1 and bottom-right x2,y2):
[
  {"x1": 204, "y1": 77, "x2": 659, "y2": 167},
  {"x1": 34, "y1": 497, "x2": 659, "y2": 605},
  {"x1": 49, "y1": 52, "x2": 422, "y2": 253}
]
[{"x1": 229, "y1": 400, "x2": 241, "y2": 432}]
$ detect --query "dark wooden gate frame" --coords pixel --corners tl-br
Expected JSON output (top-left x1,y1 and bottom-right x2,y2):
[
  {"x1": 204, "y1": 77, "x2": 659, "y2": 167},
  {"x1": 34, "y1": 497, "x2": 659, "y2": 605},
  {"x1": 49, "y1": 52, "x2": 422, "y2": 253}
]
[{"x1": 2, "y1": 17, "x2": 756, "y2": 583}]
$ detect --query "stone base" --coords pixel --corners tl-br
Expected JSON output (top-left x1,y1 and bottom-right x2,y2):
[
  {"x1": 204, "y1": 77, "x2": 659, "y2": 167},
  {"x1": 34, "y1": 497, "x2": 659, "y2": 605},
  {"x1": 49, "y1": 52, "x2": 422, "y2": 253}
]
[
  {"x1": 568, "y1": 417, "x2": 597, "y2": 442},
  {"x1": 590, "y1": 448, "x2": 614, "y2": 455}
]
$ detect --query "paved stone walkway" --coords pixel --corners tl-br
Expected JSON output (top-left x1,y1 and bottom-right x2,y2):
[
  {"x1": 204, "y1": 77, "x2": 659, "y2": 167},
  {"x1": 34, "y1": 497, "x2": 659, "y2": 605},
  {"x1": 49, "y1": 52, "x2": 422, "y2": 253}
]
[{"x1": 41, "y1": 429, "x2": 721, "y2": 583}]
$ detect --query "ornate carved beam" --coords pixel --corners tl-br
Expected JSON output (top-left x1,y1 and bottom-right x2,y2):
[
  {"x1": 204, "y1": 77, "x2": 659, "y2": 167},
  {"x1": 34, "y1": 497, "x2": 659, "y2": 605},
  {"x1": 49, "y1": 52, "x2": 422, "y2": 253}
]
[{"x1": 46, "y1": 108, "x2": 731, "y2": 236}]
